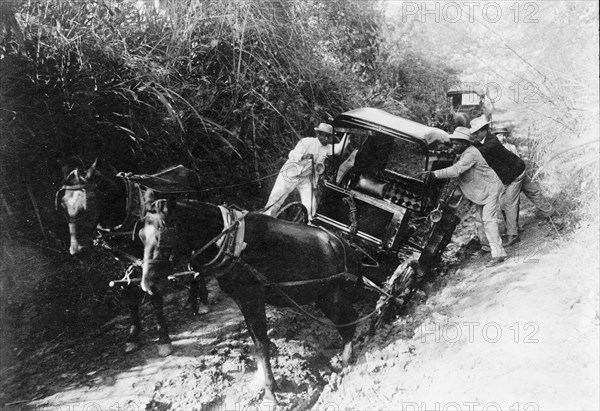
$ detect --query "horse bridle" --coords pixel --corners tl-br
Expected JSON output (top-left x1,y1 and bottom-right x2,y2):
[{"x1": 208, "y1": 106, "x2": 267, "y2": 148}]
[{"x1": 55, "y1": 181, "x2": 98, "y2": 223}]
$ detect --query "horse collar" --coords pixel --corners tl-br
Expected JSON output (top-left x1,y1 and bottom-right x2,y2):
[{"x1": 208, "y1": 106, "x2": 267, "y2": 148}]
[
  {"x1": 204, "y1": 206, "x2": 247, "y2": 270},
  {"x1": 106, "y1": 175, "x2": 144, "y2": 232}
]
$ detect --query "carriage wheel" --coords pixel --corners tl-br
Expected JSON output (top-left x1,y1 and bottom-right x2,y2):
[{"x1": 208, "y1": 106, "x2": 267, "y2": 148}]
[
  {"x1": 419, "y1": 213, "x2": 460, "y2": 267},
  {"x1": 275, "y1": 202, "x2": 309, "y2": 225},
  {"x1": 371, "y1": 260, "x2": 418, "y2": 332}
]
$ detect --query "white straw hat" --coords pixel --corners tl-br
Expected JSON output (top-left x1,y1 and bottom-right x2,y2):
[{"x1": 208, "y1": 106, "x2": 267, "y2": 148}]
[
  {"x1": 314, "y1": 123, "x2": 333, "y2": 135},
  {"x1": 469, "y1": 116, "x2": 490, "y2": 134},
  {"x1": 450, "y1": 126, "x2": 471, "y2": 142}
]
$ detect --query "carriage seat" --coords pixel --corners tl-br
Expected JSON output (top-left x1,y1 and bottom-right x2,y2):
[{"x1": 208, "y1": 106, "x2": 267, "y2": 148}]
[{"x1": 354, "y1": 173, "x2": 389, "y2": 199}]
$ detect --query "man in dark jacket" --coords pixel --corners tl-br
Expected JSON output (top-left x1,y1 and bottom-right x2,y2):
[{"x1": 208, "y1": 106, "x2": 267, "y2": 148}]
[{"x1": 470, "y1": 116, "x2": 526, "y2": 246}]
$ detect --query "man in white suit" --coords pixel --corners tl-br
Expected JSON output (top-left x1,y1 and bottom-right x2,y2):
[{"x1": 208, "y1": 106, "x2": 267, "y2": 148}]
[{"x1": 264, "y1": 123, "x2": 349, "y2": 220}]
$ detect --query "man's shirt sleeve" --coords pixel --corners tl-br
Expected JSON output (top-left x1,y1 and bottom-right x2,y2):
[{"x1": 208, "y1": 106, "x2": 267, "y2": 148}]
[
  {"x1": 433, "y1": 149, "x2": 477, "y2": 179},
  {"x1": 288, "y1": 138, "x2": 309, "y2": 162}
]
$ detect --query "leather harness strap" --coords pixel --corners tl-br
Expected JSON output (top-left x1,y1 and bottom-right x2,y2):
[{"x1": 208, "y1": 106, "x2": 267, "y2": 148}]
[
  {"x1": 178, "y1": 205, "x2": 248, "y2": 270},
  {"x1": 140, "y1": 203, "x2": 383, "y2": 328},
  {"x1": 179, "y1": 206, "x2": 361, "y2": 290},
  {"x1": 112, "y1": 175, "x2": 144, "y2": 231},
  {"x1": 270, "y1": 271, "x2": 359, "y2": 287},
  {"x1": 234, "y1": 258, "x2": 378, "y2": 328},
  {"x1": 205, "y1": 206, "x2": 247, "y2": 272}
]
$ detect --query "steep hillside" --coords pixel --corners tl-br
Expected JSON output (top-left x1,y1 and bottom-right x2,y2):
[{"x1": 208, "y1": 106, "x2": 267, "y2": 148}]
[{"x1": 315, "y1": 206, "x2": 599, "y2": 410}]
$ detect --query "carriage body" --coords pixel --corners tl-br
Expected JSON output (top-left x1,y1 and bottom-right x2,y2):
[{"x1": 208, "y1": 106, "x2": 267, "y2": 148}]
[
  {"x1": 446, "y1": 86, "x2": 485, "y2": 117},
  {"x1": 313, "y1": 108, "x2": 462, "y2": 269}
]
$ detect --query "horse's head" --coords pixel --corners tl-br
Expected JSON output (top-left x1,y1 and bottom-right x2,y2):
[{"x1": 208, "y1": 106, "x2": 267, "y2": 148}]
[
  {"x1": 57, "y1": 160, "x2": 100, "y2": 255},
  {"x1": 139, "y1": 192, "x2": 178, "y2": 295}
]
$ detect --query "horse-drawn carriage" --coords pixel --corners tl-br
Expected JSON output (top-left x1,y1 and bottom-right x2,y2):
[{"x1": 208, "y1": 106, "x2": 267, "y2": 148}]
[
  {"x1": 429, "y1": 87, "x2": 489, "y2": 132},
  {"x1": 312, "y1": 108, "x2": 462, "y2": 274},
  {"x1": 57, "y1": 108, "x2": 464, "y2": 403},
  {"x1": 446, "y1": 86, "x2": 486, "y2": 118}
]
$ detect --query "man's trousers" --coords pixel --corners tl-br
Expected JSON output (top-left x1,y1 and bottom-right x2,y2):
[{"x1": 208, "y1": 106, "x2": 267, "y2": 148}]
[
  {"x1": 264, "y1": 172, "x2": 316, "y2": 219},
  {"x1": 522, "y1": 172, "x2": 553, "y2": 215},
  {"x1": 500, "y1": 171, "x2": 526, "y2": 237},
  {"x1": 475, "y1": 199, "x2": 508, "y2": 259}
]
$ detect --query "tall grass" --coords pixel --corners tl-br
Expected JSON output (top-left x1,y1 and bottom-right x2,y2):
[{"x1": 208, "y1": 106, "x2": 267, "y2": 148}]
[
  {"x1": 510, "y1": 2, "x2": 599, "y2": 229},
  {"x1": 0, "y1": 1, "x2": 340, "y2": 228},
  {"x1": 1, "y1": 0, "x2": 460, "y2": 231}
]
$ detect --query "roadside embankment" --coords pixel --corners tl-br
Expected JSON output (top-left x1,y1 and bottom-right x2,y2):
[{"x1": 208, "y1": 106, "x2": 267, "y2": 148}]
[{"x1": 315, "y1": 214, "x2": 599, "y2": 411}]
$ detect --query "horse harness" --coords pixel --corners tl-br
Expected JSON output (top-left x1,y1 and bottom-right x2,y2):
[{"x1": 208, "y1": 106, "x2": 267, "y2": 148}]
[
  {"x1": 146, "y1": 203, "x2": 382, "y2": 328},
  {"x1": 56, "y1": 171, "x2": 138, "y2": 231},
  {"x1": 55, "y1": 170, "x2": 98, "y2": 223},
  {"x1": 170, "y1": 204, "x2": 359, "y2": 285},
  {"x1": 113, "y1": 172, "x2": 145, "y2": 231},
  {"x1": 204, "y1": 206, "x2": 248, "y2": 273},
  {"x1": 115, "y1": 169, "x2": 203, "y2": 232}
]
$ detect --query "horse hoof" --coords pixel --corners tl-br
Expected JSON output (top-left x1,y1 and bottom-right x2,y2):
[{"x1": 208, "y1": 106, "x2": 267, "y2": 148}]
[
  {"x1": 157, "y1": 343, "x2": 173, "y2": 357},
  {"x1": 197, "y1": 304, "x2": 210, "y2": 315},
  {"x1": 125, "y1": 342, "x2": 140, "y2": 353}
]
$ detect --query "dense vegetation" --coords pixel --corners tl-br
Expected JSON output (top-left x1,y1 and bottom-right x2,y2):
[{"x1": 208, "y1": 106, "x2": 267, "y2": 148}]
[
  {"x1": 0, "y1": 0, "x2": 597, "y2": 361},
  {"x1": 0, "y1": 0, "x2": 461, "y2": 348},
  {"x1": 396, "y1": 0, "x2": 599, "y2": 226},
  {"x1": 0, "y1": 0, "x2": 459, "y2": 233}
]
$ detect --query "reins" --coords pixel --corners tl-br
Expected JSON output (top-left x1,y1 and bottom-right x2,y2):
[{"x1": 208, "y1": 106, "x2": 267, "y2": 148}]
[
  {"x1": 172, "y1": 190, "x2": 288, "y2": 268},
  {"x1": 234, "y1": 258, "x2": 384, "y2": 328},
  {"x1": 143, "y1": 202, "x2": 395, "y2": 329},
  {"x1": 181, "y1": 209, "x2": 248, "y2": 268},
  {"x1": 234, "y1": 225, "x2": 400, "y2": 329}
]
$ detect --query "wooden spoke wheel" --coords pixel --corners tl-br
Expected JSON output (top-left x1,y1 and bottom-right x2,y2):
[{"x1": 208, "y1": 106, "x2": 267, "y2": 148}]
[
  {"x1": 419, "y1": 212, "x2": 460, "y2": 267},
  {"x1": 370, "y1": 259, "x2": 419, "y2": 332},
  {"x1": 275, "y1": 202, "x2": 309, "y2": 225}
]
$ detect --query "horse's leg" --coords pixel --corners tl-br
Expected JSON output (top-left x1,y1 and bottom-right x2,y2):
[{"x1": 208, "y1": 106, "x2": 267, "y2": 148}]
[
  {"x1": 186, "y1": 278, "x2": 200, "y2": 315},
  {"x1": 236, "y1": 295, "x2": 277, "y2": 403},
  {"x1": 125, "y1": 286, "x2": 142, "y2": 353},
  {"x1": 150, "y1": 291, "x2": 173, "y2": 357},
  {"x1": 185, "y1": 275, "x2": 209, "y2": 315},
  {"x1": 316, "y1": 288, "x2": 358, "y2": 368},
  {"x1": 196, "y1": 274, "x2": 210, "y2": 314}
]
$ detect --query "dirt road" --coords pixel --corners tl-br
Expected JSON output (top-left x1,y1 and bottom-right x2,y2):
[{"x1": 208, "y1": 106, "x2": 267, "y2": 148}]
[{"x1": 1, "y1": 200, "x2": 597, "y2": 410}]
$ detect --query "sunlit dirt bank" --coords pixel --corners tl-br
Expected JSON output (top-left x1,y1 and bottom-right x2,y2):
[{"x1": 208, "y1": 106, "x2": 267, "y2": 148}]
[{"x1": 315, "y1": 213, "x2": 600, "y2": 410}]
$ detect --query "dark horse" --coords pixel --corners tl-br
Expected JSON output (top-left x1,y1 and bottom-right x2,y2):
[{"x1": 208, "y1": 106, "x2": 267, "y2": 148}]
[
  {"x1": 139, "y1": 194, "x2": 362, "y2": 402},
  {"x1": 57, "y1": 161, "x2": 209, "y2": 356}
]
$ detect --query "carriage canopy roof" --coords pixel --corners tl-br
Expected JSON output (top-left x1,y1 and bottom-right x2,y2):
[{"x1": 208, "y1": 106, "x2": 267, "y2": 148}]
[
  {"x1": 446, "y1": 86, "x2": 484, "y2": 96},
  {"x1": 332, "y1": 108, "x2": 450, "y2": 172},
  {"x1": 333, "y1": 107, "x2": 450, "y2": 147}
]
